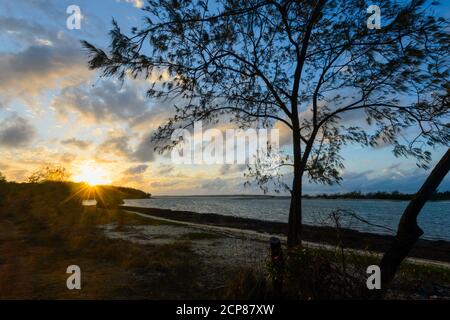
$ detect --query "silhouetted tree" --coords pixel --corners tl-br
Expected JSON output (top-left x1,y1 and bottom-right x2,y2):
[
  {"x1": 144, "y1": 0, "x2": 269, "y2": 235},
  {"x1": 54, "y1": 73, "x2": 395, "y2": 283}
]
[
  {"x1": 27, "y1": 165, "x2": 71, "y2": 183},
  {"x1": 83, "y1": 0, "x2": 449, "y2": 246},
  {"x1": 380, "y1": 148, "x2": 450, "y2": 288},
  {"x1": 0, "y1": 171, "x2": 6, "y2": 183}
]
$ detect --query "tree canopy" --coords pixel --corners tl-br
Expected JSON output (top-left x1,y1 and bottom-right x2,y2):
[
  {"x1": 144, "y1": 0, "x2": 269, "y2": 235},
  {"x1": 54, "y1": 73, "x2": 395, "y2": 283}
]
[
  {"x1": 83, "y1": 0, "x2": 449, "y2": 245},
  {"x1": 27, "y1": 165, "x2": 71, "y2": 183},
  {"x1": 84, "y1": 0, "x2": 448, "y2": 177}
]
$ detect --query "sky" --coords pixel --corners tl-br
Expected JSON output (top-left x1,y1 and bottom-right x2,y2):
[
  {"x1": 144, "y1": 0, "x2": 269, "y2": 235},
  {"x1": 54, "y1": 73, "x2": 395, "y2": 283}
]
[{"x1": 0, "y1": 0, "x2": 449, "y2": 195}]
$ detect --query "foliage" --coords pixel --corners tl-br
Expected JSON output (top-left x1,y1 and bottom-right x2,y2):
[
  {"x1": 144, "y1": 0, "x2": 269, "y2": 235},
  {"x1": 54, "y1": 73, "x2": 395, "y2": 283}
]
[
  {"x1": 83, "y1": 0, "x2": 449, "y2": 186},
  {"x1": 92, "y1": 184, "x2": 151, "y2": 207},
  {"x1": 115, "y1": 186, "x2": 151, "y2": 198},
  {"x1": 27, "y1": 165, "x2": 71, "y2": 183},
  {"x1": 227, "y1": 241, "x2": 450, "y2": 299},
  {"x1": 82, "y1": 0, "x2": 449, "y2": 244},
  {"x1": 0, "y1": 171, "x2": 6, "y2": 183},
  {"x1": 303, "y1": 190, "x2": 450, "y2": 201}
]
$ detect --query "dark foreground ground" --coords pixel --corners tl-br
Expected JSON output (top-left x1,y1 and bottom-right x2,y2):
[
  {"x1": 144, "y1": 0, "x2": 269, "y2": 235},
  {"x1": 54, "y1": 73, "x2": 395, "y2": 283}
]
[{"x1": 122, "y1": 206, "x2": 450, "y2": 263}]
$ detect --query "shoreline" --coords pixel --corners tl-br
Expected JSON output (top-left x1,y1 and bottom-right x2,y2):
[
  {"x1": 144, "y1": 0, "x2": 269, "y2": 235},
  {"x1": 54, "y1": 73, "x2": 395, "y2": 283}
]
[
  {"x1": 147, "y1": 194, "x2": 450, "y2": 201},
  {"x1": 121, "y1": 205, "x2": 450, "y2": 263}
]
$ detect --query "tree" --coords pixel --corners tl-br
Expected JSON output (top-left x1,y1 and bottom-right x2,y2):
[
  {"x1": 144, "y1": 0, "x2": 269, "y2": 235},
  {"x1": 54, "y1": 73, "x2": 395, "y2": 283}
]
[
  {"x1": 380, "y1": 148, "x2": 450, "y2": 288},
  {"x1": 27, "y1": 165, "x2": 71, "y2": 183},
  {"x1": 83, "y1": 0, "x2": 449, "y2": 246},
  {"x1": 0, "y1": 171, "x2": 6, "y2": 183}
]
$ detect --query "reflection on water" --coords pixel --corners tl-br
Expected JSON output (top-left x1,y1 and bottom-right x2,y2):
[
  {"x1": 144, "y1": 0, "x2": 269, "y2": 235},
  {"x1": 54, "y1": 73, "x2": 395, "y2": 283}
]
[
  {"x1": 82, "y1": 199, "x2": 97, "y2": 206},
  {"x1": 123, "y1": 196, "x2": 450, "y2": 241}
]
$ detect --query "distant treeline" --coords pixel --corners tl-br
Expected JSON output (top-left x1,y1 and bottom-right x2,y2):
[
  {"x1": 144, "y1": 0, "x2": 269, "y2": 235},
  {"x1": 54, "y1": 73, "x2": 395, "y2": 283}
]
[
  {"x1": 303, "y1": 190, "x2": 450, "y2": 201},
  {"x1": 113, "y1": 186, "x2": 151, "y2": 199},
  {"x1": 0, "y1": 181, "x2": 151, "y2": 209}
]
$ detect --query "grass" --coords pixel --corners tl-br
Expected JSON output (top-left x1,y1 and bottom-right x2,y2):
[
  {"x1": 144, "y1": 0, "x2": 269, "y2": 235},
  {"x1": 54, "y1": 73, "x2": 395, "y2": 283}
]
[
  {"x1": 300, "y1": 246, "x2": 450, "y2": 283},
  {"x1": 225, "y1": 245, "x2": 450, "y2": 299},
  {"x1": 0, "y1": 181, "x2": 211, "y2": 299}
]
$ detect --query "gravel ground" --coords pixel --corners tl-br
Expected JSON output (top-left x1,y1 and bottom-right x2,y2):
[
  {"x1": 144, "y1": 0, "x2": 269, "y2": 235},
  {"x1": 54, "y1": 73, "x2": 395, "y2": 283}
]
[{"x1": 100, "y1": 222, "x2": 269, "y2": 271}]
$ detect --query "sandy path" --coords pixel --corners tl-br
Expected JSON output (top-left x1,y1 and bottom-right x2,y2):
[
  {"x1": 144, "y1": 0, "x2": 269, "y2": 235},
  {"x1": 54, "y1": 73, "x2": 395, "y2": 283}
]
[
  {"x1": 123, "y1": 210, "x2": 450, "y2": 269},
  {"x1": 103, "y1": 211, "x2": 270, "y2": 273}
]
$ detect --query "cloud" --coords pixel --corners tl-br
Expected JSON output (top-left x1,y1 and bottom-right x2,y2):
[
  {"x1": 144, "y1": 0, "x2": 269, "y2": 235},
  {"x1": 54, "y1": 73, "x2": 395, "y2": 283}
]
[
  {"x1": 96, "y1": 130, "x2": 157, "y2": 163},
  {"x1": 98, "y1": 133, "x2": 133, "y2": 158},
  {"x1": 0, "y1": 16, "x2": 54, "y2": 46},
  {"x1": 0, "y1": 115, "x2": 36, "y2": 148},
  {"x1": 0, "y1": 44, "x2": 88, "y2": 104},
  {"x1": 60, "y1": 138, "x2": 91, "y2": 149},
  {"x1": 124, "y1": 164, "x2": 148, "y2": 175},
  {"x1": 53, "y1": 80, "x2": 150, "y2": 123},
  {"x1": 12, "y1": 1, "x2": 66, "y2": 23},
  {"x1": 200, "y1": 178, "x2": 227, "y2": 190},
  {"x1": 0, "y1": 20, "x2": 90, "y2": 105},
  {"x1": 274, "y1": 120, "x2": 292, "y2": 147},
  {"x1": 53, "y1": 76, "x2": 174, "y2": 130},
  {"x1": 128, "y1": 100, "x2": 174, "y2": 129},
  {"x1": 219, "y1": 164, "x2": 247, "y2": 175},
  {"x1": 157, "y1": 164, "x2": 174, "y2": 175},
  {"x1": 150, "y1": 180, "x2": 180, "y2": 188},
  {"x1": 132, "y1": 131, "x2": 156, "y2": 162},
  {"x1": 302, "y1": 166, "x2": 450, "y2": 194},
  {"x1": 0, "y1": 161, "x2": 9, "y2": 170},
  {"x1": 59, "y1": 153, "x2": 77, "y2": 163}
]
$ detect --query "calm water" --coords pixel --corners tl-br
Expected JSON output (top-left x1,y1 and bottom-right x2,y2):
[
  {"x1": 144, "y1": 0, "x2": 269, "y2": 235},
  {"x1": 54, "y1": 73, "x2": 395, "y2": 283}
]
[{"x1": 123, "y1": 196, "x2": 450, "y2": 241}]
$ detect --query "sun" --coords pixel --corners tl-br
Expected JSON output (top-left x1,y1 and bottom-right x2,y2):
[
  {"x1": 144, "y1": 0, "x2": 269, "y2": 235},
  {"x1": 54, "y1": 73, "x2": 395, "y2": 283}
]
[{"x1": 72, "y1": 161, "x2": 112, "y2": 186}]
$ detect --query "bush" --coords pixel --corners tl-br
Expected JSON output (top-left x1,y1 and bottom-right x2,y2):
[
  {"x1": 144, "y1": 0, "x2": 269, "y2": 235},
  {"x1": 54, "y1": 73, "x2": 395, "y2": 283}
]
[
  {"x1": 226, "y1": 246, "x2": 377, "y2": 300},
  {"x1": 279, "y1": 248, "x2": 371, "y2": 299},
  {"x1": 224, "y1": 269, "x2": 271, "y2": 300},
  {"x1": 27, "y1": 165, "x2": 70, "y2": 183},
  {"x1": 0, "y1": 171, "x2": 6, "y2": 183}
]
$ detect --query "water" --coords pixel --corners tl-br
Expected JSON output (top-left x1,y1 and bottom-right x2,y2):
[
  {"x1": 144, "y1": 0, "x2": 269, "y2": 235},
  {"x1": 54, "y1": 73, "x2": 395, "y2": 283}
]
[
  {"x1": 123, "y1": 196, "x2": 450, "y2": 241},
  {"x1": 82, "y1": 199, "x2": 97, "y2": 206}
]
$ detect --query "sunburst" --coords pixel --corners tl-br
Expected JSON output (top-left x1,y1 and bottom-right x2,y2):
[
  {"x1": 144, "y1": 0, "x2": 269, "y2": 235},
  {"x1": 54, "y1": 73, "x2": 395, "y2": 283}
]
[{"x1": 72, "y1": 161, "x2": 112, "y2": 186}]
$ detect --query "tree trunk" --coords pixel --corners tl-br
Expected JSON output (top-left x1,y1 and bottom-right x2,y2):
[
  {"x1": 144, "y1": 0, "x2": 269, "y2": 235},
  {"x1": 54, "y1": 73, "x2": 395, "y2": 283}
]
[
  {"x1": 287, "y1": 130, "x2": 303, "y2": 247},
  {"x1": 288, "y1": 169, "x2": 302, "y2": 247},
  {"x1": 380, "y1": 148, "x2": 450, "y2": 288}
]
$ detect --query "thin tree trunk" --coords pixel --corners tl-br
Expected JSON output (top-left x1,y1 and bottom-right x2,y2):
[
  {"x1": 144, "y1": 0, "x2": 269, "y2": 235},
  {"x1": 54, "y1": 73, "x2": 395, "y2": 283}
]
[
  {"x1": 287, "y1": 130, "x2": 303, "y2": 247},
  {"x1": 288, "y1": 170, "x2": 302, "y2": 247},
  {"x1": 380, "y1": 148, "x2": 450, "y2": 288}
]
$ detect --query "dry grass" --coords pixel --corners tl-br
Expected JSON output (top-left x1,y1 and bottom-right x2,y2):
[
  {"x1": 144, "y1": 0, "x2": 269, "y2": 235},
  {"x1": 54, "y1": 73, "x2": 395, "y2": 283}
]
[
  {"x1": 224, "y1": 245, "x2": 450, "y2": 300},
  {"x1": 0, "y1": 182, "x2": 212, "y2": 299}
]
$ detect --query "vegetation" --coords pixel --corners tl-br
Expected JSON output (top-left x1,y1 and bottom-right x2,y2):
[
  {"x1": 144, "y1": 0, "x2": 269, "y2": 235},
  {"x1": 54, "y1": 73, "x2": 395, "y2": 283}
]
[
  {"x1": 23, "y1": 164, "x2": 151, "y2": 202},
  {"x1": 303, "y1": 190, "x2": 450, "y2": 201},
  {"x1": 226, "y1": 246, "x2": 450, "y2": 299},
  {"x1": 27, "y1": 165, "x2": 71, "y2": 183},
  {"x1": 0, "y1": 171, "x2": 6, "y2": 183},
  {"x1": 115, "y1": 186, "x2": 151, "y2": 199},
  {"x1": 83, "y1": 0, "x2": 449, "y2": 247},
  {"x1": 0, "y1": 181, "x2": 148, "y2": 208},
  {"x1": 0, "y1": 181, "x2": 208, "y2": 299},
  {"x1": 84, "y1": 184, "x2": 151, "y2": 206}
]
